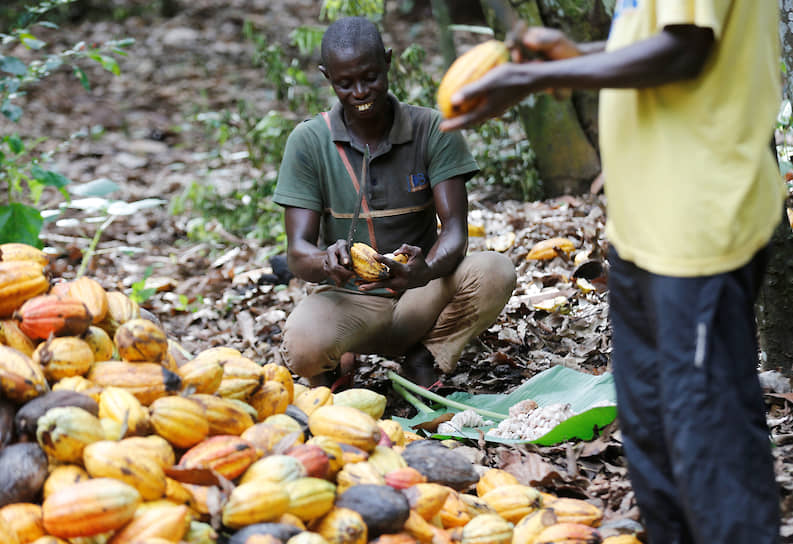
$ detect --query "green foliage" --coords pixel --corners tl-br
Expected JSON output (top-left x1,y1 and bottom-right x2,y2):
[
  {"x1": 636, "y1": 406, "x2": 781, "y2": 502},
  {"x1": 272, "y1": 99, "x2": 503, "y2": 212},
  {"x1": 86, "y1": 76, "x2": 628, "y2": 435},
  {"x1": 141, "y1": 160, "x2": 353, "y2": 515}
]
[
  {"x1": 129, "y1": 265, "x2": 157, "y2": 305},
  {"x1": 0, "y1": 0, "x2": 132, "y2": 245},
  {"x1": 320, "y1": 0, "x2": 385, "y2": 22}
]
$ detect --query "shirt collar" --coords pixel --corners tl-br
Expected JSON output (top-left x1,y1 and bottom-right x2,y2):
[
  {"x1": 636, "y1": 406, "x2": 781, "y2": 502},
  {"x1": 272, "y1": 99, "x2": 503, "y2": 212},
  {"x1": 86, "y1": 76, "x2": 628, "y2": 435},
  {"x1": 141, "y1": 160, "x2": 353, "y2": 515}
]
[{"x1": 327, "y1": 93, "x2": 414, "y2": 149}]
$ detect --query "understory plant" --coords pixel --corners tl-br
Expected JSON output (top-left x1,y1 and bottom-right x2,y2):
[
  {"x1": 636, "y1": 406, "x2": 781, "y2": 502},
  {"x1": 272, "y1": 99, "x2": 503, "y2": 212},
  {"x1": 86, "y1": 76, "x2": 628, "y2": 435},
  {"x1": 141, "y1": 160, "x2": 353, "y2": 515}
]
[{"x1": 0, "y1": 0, "x2": 132, "y2": 246}]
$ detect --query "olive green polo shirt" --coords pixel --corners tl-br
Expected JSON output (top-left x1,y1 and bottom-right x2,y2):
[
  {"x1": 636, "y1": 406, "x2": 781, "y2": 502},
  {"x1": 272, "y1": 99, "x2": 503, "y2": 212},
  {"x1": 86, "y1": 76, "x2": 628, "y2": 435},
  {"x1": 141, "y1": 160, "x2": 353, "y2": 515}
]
[{"x1": 274, "y1": 95, "x2": 479, "y2": 257}]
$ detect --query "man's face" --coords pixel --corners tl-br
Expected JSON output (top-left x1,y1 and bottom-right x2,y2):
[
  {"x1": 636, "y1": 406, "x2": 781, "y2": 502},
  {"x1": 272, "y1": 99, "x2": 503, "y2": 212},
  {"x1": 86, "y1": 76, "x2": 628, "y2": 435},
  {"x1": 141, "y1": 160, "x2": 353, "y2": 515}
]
[{"x1": 322, "y1": 45, "x2": 391, "y2": 123}]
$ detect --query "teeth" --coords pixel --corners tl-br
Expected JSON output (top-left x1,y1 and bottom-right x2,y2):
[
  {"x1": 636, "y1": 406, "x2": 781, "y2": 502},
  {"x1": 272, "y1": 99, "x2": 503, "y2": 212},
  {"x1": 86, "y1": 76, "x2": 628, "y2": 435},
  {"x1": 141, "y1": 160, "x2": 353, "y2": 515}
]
[{"x1": 356, "y1": 103, "x2": 373, "y2": 112}]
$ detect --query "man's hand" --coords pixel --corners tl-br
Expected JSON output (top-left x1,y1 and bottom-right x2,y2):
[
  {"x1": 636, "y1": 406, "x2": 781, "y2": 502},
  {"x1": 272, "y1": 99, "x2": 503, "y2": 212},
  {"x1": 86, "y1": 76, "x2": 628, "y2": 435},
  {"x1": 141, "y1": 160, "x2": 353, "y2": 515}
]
[
  {"x1": 323, "y1": 239, "x2": 356, "y2": 286},
  {"x1": 514, "y1": 27, "x2": 582, "y2": 62},
  {"x1": 357, "y1": 244, "x2": 431, "y2": 293}
]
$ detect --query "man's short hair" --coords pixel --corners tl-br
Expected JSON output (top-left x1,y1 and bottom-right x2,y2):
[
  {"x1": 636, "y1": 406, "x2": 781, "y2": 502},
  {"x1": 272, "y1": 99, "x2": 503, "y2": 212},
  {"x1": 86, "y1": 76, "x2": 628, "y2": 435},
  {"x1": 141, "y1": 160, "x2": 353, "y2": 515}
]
[{"x1": 320, "y1": 16, "x2": 386, "y2": 66}]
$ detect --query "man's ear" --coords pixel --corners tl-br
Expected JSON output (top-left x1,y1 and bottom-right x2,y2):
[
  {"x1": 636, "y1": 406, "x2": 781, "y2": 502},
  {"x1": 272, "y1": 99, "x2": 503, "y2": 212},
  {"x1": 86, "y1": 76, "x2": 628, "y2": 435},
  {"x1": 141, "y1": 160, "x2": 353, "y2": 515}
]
[
  {"x1": 318, "y1": 64, "x2": 329, "y2": 80},
  {"x1": 384, "y1": 48, "x2": 392, "y2": 68}
]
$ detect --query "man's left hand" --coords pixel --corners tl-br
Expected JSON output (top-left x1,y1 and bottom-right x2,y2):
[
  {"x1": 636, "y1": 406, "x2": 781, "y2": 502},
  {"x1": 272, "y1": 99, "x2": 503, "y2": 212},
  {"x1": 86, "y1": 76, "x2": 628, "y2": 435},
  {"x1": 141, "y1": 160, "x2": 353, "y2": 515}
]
[{"x1": 357, "y1": 244, "x2": 431, "y2": 293}]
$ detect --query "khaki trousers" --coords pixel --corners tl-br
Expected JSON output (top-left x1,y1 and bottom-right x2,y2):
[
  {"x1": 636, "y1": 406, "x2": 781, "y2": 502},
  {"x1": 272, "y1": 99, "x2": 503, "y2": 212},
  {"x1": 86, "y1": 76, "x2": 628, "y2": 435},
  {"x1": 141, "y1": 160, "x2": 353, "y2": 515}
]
[{"x1": 280, "y1": 251, "x2": 516, "y2": 378}]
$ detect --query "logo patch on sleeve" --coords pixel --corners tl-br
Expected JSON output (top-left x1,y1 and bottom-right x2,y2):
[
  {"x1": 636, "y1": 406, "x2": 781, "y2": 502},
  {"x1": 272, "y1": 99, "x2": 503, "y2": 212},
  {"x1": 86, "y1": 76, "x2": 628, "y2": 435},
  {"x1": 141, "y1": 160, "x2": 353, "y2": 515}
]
[{"x1": 407, "y1": 173, "x2": 428, "y2": 192}]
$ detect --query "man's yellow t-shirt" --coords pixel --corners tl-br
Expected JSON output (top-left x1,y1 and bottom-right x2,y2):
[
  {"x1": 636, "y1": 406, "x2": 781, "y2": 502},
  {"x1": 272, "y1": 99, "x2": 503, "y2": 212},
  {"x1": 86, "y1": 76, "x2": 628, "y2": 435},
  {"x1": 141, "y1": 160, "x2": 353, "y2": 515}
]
[{"x1": 599, "y1": 0, "x2": 783, "y2": 277}]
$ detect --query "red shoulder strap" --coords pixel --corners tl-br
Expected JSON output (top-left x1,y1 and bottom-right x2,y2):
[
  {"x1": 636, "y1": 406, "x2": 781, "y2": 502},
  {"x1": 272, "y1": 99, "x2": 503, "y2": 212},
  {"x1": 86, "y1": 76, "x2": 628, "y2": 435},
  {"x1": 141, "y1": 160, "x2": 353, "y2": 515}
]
[{"x1": 321, "y1": 112, "x2": 377, "y2": 250}]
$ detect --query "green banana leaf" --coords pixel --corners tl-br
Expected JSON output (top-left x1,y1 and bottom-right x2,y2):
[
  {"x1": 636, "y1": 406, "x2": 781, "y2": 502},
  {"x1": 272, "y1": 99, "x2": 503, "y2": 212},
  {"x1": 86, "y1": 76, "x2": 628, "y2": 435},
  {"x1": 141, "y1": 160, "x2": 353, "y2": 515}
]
[{"x1": 392, "y1": 365, "x2": 618, "y2": 446}]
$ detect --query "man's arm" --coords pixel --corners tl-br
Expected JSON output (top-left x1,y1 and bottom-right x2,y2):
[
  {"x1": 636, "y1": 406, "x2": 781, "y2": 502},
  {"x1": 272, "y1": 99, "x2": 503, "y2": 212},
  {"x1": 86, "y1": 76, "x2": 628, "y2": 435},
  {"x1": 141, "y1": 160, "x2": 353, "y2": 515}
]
[
  {"x1": 359, "y1": 176, "x2": 469, "y2": 292},
  {"x1": 441, "y1": 25, "x2": 713, "y2": 131},
  {"x1": 284, "y1": 206, "x2": 355, "y2": 286}
]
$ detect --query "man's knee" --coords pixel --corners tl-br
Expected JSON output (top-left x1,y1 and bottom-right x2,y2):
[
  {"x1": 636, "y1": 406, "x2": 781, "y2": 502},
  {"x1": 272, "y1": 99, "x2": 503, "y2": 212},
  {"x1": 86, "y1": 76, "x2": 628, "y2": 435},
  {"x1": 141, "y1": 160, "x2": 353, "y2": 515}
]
[
  {"x1": 470, "y1": 252, "x2": 517, "y2": 300},
  {"x1": 281, "y1": 322, "x2": 338, "y2": 379}
]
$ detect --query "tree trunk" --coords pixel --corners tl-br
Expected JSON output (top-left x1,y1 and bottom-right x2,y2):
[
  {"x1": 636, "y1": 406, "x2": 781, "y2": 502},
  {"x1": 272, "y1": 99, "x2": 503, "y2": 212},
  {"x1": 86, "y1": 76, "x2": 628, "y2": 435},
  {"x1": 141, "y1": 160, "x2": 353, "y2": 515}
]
[
  {"x1": 480, "y1": 0, "x2": 610, "y2": 197},
  {"x1": 756, "y1": 0, "x2": 793, "y2": 377}
]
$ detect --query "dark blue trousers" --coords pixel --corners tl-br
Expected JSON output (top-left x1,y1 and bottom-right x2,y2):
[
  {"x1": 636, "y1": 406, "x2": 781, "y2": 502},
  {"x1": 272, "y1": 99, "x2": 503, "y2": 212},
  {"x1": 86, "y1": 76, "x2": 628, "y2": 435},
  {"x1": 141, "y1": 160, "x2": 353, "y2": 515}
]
[{"x1": 608, "y1": 247, "x2": 780, "y2": 544}]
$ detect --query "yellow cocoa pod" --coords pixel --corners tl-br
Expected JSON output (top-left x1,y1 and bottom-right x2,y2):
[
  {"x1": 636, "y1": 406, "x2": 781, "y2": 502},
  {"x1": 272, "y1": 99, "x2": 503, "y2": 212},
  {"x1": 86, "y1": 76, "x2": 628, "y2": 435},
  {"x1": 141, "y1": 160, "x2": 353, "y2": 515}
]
[
  {"x1": 439, "y1": 489, "x2": 472, "y2": 529},
  {"x1": 114, "y1": 318, "x2": 168, "y2": 363},
  {"x1": 511, "y1": 508, "x2": 557, "y2": 544},
  {"x1": 87, "y1": 361, "x2": 182, "y2": 406},
  {"x1": 249, "y1": 380, "x2": 291, "y2": 421},
  {"x1": 190, "y1": 393, "x2": 255, "y2": 436},
  {"x1": 532, "y1": 522, "x2": 601, "y2": 543},
  {"x1": 263, "y1": 413, "x2": 305, "y2": 440},
  {"x1": 241, "y1": 422, "x2": 304, "y2": 454},
  {"x1": 177, "y1": 358, "x2": 223, "y2": 395},
  {"x1": 52, "y1": 375, "x2": 100, "y2": 402},
  {"x1": 314, "y1": 507, "x2": 367, "y2": 544},
  {"x1": 107, "y1": 503, "x2": 190, "y2": 544},
  {"x1": 480, "y1": 485, "x2": 542, "y2": 524},
  {"x1": 294, "y1": 386, "x2": 333, "y2": 416},
  {"x1": 98, "y1": 386, "x2": 151, "y2": 436},
  {"x1": 121, "y1": 435, "x2": 176, "y2": 468},
  {"x1": 284, "y1": 477, "x2": 336, "y2": 522},
  {"x1": 0, "y1": 503, "x2": 45, "y2": 543},
  {"x1": 0, "y1": 242, "x2": 49, "y2": 267},
  {"x1": 98, "y1": 291, "x2": 140, "y2": 337},
  {"x1": 261, "y1": 362, "x2": 295, "y2": 403},
  {"x1": 0, "y1": 319, "x2": 36, "y2": 356},
  {"x1": 148, "y1": 396, "x2": 209, "y2": 449},
  {"x1": 183, "y1": 520, "x2": 217, "y2": 544},
  {"x1": 215, "y1": 355, "x2": 263, "y2": 400},
  {"x1": 0, "y1": 261, "x2": 49, "y2": 318},
  {"x1": 377, "y1": 419, "x2": 405, "y2": 447},
  {"x1": 476, "y1": 468, "x2": 519, "y2": 497},
  {"x1": 52, "y1": 277, "x2": 108, "y2": 324},
  {"x1": 525, "y1": 237, "x2": 576, "y2": 261},
  {"x1": 335, "y1": 462, "x2": 384, "y2": 494},
  {"x1": 541, "y1": 497, "x2": 603, "y2": 527},
  {"x1": 350, "y1": 243, "x2": 389, "y2": 282},
  {"x1": 367, "y1": 445, "x2": 407, "y2": 476},
  {"x1": 240, "y1": 454, "x2": 307, "y2": 486},
  {"x1": 308, "y1": 405, "x2": 381, "y2": 452},
  {"x1": 0, "y1": 344, "x2": 49, "y2": 402},
  {"x1": 221, "y1": 481, "x2": 290, "y2": 529},
  {"x1": 332, "y1": 388, "x2": 386, "y2": 420},
  {"x1": 601, "y1": 536, "x2": 643, "y2": 544},
  {"x1": 436, "y1": 40, "x2": 509, "y2": 119},
  {"x1": 82, "y1": 325, "x2": 115, "y2": 362},
  {"x1": 33, "y1": 336, "x2": 94, "y2": 382},
  {"x1": 459, "y1": 514, "x2": 513, "y2": 544},
  {"x1": 403, "y1": 483, "x2": 451, "y2": 521},
  {"x1": 43, "y1": 465, "x2": 90, "y2": 500},
  {"x1": 287, "y1": 532, "x2": 329, "y2": 544},
  {"x1": 83, "y1": 440, "x2": 167, "y2": 501},
  {"x1": 36, "y1": 406, "x2": 104, "y2": 463}
]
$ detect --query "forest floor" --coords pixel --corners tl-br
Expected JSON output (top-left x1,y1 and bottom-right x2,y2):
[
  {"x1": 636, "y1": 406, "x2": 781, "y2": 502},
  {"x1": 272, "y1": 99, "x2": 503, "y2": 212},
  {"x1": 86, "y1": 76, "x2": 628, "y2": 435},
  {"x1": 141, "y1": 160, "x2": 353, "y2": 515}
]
[{"x1": 3, "y1": 0, "x2": 793, "y2": 539}]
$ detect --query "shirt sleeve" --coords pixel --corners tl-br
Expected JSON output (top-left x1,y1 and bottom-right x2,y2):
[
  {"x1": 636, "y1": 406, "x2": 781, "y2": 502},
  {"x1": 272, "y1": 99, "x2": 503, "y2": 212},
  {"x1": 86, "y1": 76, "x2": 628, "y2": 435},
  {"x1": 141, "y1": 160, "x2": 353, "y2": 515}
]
[
  {"x1": 273, "y1": 121, "x2": 324, "y2": 212},
  {"x1": 425, "y1": 111, "x2": 479, "y2": 187},
  {"x1": 657, "y1": 0, "x2": 732, "y2": 38}
]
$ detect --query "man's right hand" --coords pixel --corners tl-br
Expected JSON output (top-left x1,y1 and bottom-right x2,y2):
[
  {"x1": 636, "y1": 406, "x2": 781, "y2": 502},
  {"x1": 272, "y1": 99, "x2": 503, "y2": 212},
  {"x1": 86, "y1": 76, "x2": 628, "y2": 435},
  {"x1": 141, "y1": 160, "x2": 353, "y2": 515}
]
[{"x1": 323, "y1": 239, "x2": 356, "y2": 286}]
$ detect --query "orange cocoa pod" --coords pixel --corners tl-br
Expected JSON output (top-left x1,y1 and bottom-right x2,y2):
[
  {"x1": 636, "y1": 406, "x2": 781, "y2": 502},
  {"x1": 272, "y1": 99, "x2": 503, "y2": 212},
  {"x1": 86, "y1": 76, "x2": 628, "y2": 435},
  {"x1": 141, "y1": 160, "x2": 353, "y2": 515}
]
[
  {"x1": 0, "y1": 243, "x2": 49, "y2": 267},
  {"x1": 177, "y1": 357, "x2": 223, "y2": 395},
  {"x1": 261, "y1": 363, "x2": 295, "y2": 403},
  {"x1": 0, "y1": 261, "x2": 49, "y2": 318},
  {"x1": 87, "y1": 361, "x2": 182, "y2": 406},
  {"x1": 190, "y1": 393, "x2": 255, "y2": 436},
  {"x1": 41, "y1": 478, "x2": 141, "y2": 538},
  {"x1": 15, "y1": 295, "x2": 92, "y2": 340},
  {"x1": 385, "y1": 467, "x2": 427, "y2": 490},
  {"x1": 106, "y1": 503, "x2": 190, "y2": 544},
  {"x1": 178, "y1": 435, "x2": 260, "y2": 480},
  {"x1": 149, "y1": 395, "x2": 209, "y2": 449},
  {"x1": 0, "y1": 344, "x2": 49, "y2": 402},
  {"x1": 476, "y1": 468, "x2": 519, "y2": 497}
]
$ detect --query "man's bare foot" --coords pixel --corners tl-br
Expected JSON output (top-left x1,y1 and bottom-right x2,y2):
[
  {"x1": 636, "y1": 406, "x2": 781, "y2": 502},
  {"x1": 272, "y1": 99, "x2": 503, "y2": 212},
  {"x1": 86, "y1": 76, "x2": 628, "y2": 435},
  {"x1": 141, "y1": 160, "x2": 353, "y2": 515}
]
[{"x1": 401, "y1": 344, "x2": 440, "y2": 388}]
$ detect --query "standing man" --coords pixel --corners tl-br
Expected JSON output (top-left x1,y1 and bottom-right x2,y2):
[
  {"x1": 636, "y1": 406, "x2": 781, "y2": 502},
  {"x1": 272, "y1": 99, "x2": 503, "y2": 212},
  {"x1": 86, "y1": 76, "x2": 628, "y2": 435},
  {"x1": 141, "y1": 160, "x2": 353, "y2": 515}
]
[
  {"x1": 441, "y1": 1, "x2": 782, "y2": 542},
  {"x1": 274, "y1": 16, "x2": 516, "y2": 388}
]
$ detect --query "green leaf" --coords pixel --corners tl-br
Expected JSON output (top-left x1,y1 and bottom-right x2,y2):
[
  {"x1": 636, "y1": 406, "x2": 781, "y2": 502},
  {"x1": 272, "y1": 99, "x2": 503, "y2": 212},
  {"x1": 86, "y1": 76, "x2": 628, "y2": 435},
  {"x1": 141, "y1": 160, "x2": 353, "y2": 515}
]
[
  {"x1": 98, "y1": 55, "x2": 120, "y2": 76},
  {"x1": 31, "y1": 165, "x2": 71, "y2": 188},
  {"x1": 6, "y1": 135, "x2": 24, "y2": 154},
  {"x1": 0, "y1": 203, "x2": 43, "y2": 246},
  {"x1": 1, "y1": 100, "x2": 22, "y2": 122},
  {"x1": 19, "y1": 33, "x2": 46, "y2": 50},
  {"x1": 0, "y1": 55, "x2": 27, "y2": 76},
  {"x1": 72, "y1": 66, "x2": 90, "y2": 90},
  {"x1": 393, "y1": 366, "x2": 618, "y2": 446}
]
